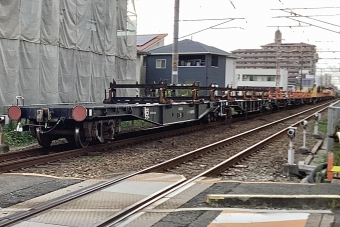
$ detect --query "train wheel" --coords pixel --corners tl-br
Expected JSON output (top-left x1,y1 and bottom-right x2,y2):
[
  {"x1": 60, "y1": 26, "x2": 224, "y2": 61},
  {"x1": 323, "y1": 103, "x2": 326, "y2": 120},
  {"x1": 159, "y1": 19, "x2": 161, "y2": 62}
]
[
  {"x1": 74, "y1": 125, "x2": 89, "y2": 148},
  {"x1": 36, "y1": 128, "x2": 52, "y2": 148}
]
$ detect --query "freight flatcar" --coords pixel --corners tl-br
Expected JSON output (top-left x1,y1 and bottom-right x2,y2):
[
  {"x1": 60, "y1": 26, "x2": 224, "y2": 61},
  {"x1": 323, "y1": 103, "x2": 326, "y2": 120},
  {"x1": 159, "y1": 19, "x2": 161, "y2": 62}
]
[{"x1": 7, "y1": 80, "x2": 334, "y2": 148}]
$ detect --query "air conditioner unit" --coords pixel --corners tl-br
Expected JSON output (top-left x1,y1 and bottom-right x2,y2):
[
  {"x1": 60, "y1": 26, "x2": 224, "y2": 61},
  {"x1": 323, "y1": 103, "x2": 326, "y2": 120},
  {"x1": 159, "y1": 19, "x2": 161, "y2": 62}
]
[{"x1": 243, "y1": 75, "x2": 248, "y2": 79}]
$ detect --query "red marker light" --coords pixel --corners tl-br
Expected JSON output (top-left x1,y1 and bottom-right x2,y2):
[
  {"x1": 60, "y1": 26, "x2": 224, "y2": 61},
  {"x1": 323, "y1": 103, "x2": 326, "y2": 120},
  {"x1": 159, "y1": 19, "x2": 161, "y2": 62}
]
[
  {"x1": 72, "y1": 105, "x2": 87, "y2": 122},
  {"x1": 8, "y1": 106, "x2": 21, "y2": 121}
]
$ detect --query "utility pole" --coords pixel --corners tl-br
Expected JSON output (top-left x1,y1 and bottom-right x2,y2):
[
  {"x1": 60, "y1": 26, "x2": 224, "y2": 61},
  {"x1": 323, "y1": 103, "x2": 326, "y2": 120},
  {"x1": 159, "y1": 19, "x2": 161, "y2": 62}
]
[
  {"x1": 275, "y1": 46, "x2": 282, "y2": 89},
  {"x1": 171, "y1": 0, "x2": 179, "y2": 85},
  {"x1": 275, "y1": 29, "x2": 282, "y2": 90},
  {"x1": 299, "y1": 59, "x2": 303, "y2": 91},
  {"x1": 298, "y1": 46, "x2": 303, "y2": 91}
]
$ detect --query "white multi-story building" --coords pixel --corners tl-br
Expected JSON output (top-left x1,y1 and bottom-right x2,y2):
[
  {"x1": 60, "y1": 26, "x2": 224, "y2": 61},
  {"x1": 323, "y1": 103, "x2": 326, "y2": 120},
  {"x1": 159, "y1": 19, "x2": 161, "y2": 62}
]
[
  {"x1": 235, "y1": 68, "x2": 288, "y2": 90},
  {"x1": 232, "y1": 30, "x2": 318, "y2": 86}
]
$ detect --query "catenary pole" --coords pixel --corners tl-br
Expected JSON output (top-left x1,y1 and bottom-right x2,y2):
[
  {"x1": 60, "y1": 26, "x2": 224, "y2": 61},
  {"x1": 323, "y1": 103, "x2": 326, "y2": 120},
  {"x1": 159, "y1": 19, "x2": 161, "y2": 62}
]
[{"x1": 172, "y1": 0, "x2": 179, "y2": 85}]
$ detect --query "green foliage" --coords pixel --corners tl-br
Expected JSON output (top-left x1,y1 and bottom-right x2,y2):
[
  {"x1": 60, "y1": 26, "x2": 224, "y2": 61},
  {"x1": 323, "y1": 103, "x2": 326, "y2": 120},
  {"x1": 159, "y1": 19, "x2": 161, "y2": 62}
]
[
  {"x1": 314, "y1": 153, "x2": 327, "y2": 165},
  {"x1": 333, "y1": 144, "x2": 340, "y2": 166},
  {"x1": 4, "y1": 121, "x2": 36, "y2": 147},
  {"x1": 318, "y1": 119, "x2": 328, "y2": 134}
]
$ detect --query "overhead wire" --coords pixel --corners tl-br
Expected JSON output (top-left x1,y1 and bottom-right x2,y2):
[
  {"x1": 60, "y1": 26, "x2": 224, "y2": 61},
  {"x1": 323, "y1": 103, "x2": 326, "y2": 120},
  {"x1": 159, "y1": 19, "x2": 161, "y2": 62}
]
[
  {"x1": 280, "y1": 9, "x2": 340, "y2": 28},
  {"x1": 229, "y1": 0, "x2": 236, "y2": 9},
  {"x1": 275, "y1": 13, "x2": 340, "y2": 17},
  {"x1": 179, "y1": 19, "x2": 236, "y2": 39},
  {"x1": 273, "y1": 7, "x2": 340, "y2": 10},
  {"x1": 180, "y1": 18, "x2": 240, "y2": 22},
  {"x1": 287, "y1": 17, "x2": 340, "y2": 34}
]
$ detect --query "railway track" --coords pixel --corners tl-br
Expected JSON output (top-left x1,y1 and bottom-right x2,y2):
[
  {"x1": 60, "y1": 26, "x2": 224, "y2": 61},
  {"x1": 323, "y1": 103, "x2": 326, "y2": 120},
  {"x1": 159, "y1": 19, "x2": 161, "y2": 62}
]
[
  {"x1": 0, "y1": 120, "x2": 227, "y2": 173},
  {"x1": 0, "y1": 100, "x2": 310, "y2": 173},
  {"x1": 0, "y1": 101, "x2": 334, "y2": 227}
]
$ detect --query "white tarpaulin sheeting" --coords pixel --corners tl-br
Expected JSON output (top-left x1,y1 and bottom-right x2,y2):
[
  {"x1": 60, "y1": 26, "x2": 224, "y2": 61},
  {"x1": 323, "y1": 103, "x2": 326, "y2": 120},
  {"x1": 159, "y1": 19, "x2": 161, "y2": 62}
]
[{"x1": 0, "y1": 0, "x2": 136, "y2": 111}]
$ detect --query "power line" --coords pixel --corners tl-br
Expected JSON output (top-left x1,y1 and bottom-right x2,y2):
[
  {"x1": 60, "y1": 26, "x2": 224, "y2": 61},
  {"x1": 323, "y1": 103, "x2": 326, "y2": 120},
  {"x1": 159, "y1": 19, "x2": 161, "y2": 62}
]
[
  {"x1": 229, "y1": 0, "x2": 236, "y2": 9},
  {"x1": 280, "y1": 9, "x2": 340, "y2": 28},
  {"x1": 272, "y1": 7, "x2": 340, "y2": 10},
  {"x1": 180, "y1": 18, "x2": 243, "y2": 22},
  {"x1": 179, "y1": 19, "x2": 245, "y2": 39},
  {"x1": 267, "y1": 25, "x2": 310, "y2": 27},
  {"x1": 286, "y1": 17, "x2": 340, "y2": 34},
  {"x1": 211, "y1": 27, "x2": 244, "y2": 30},
  {"x1": 274, "y1": 14, "x2": 340, "y2": 17}
]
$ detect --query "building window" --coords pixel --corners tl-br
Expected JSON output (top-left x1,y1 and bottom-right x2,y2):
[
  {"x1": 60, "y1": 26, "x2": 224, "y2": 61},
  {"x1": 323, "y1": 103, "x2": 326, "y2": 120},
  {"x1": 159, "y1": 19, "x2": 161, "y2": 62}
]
[
  {"x1": 249, "y1": 75, "x2": 258, "y2": 81},
  {"x1": 267, "y1": 76, "x2": 276, "y2": 81},
  {"x1": 156, "y1": 59, "x2": 166, "y2": 68},
  {"x1": 179, "y1": 54, "x2": 205, "y2": 66},
  {"x1": 211, "y1": 55, "x2": 218, "y2": 67}
]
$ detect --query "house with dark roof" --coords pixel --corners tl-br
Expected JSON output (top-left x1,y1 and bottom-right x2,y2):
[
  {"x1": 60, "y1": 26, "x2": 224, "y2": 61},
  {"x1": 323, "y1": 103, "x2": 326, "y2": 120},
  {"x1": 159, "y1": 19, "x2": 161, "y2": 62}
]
[
  {"x1": 146, "y1": 39, "x2": 238, "y2": 87},
  {"x1": 136, "y1": 34, "x2": 168, "y2": 87},
  {"x1": 137, "y1": 34, "x2": 168, "y2": 52}
]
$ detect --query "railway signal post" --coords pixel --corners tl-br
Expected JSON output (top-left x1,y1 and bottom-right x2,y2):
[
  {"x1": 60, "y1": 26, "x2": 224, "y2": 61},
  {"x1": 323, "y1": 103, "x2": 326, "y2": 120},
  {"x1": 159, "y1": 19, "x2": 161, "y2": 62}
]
[
  {"x1": 297, "y1": 120, "x2": 309, "y2": 154},
  {"x1": 283, "y1": 127, "x2": 299, "y2": 176}
]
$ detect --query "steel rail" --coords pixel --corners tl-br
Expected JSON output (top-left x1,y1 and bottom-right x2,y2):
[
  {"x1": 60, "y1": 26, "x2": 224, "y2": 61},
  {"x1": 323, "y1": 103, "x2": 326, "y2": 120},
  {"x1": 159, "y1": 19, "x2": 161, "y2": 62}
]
[
  {"x1": 139, "y1": 101, "x2": 333, "y2": 173},
  {"x1": 0, "y1": 147, "x2": 44, "y2": 162},
  {"x1": 0, "y1": 101, "x2": 334, "y2": 227},
  {"x1": 0, "y1": 120, "x2": 224, "y2": 173},
  {"x1": 94, "y1": 104, "x2": 332, "y2": 227}
]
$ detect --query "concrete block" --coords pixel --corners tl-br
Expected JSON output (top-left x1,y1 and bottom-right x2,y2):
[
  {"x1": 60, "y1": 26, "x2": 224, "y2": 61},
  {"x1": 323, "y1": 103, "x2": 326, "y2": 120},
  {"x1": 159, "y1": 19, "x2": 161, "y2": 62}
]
[
  {"x1": 205, "y1": 194, "x2": 340, "y2": 209},
  {"x1": 297, "y1": 147, "x2": 310, "y2": 154},
  {"x1": 313, "y1": 134, "x2": 323, "y2": 140},
  {"x1": 311, "y1": 140, "x2": 323, "y2": 154},
  {"x1": 298, "y1": 162, "x2": 316, "y2": 174},
  {"x1": 305, "y1": 213, "x2": 322, "y2": 227},
  {"x1": 320, "y1": 214, "x2": 335, "y2": 227},
  {"x1": 304, "y1": 155, "x2": 314, "y2": 165},
  {"x1": 283, "y1": 164, "x2": 299, "y2": 177}
]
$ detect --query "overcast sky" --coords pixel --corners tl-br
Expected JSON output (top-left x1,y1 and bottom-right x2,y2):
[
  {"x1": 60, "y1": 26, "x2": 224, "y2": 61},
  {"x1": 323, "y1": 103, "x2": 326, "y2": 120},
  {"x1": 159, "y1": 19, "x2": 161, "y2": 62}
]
[{"x1": 134, "y1": 0, "x2": 340, "y2": 70}]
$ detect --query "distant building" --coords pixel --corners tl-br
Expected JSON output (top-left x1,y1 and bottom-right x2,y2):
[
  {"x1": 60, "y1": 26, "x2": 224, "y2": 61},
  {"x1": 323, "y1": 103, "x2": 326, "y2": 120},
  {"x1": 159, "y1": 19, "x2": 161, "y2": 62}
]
[
  {"x1": 146, "y1": 39, "x2": 238, "y2": 87},
  {"x1": 235, "y1": 68, "x2": 288, "y2": 90},
  {"x1": 231, "y1": 30, "x2": 318, "y2": 86}
]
